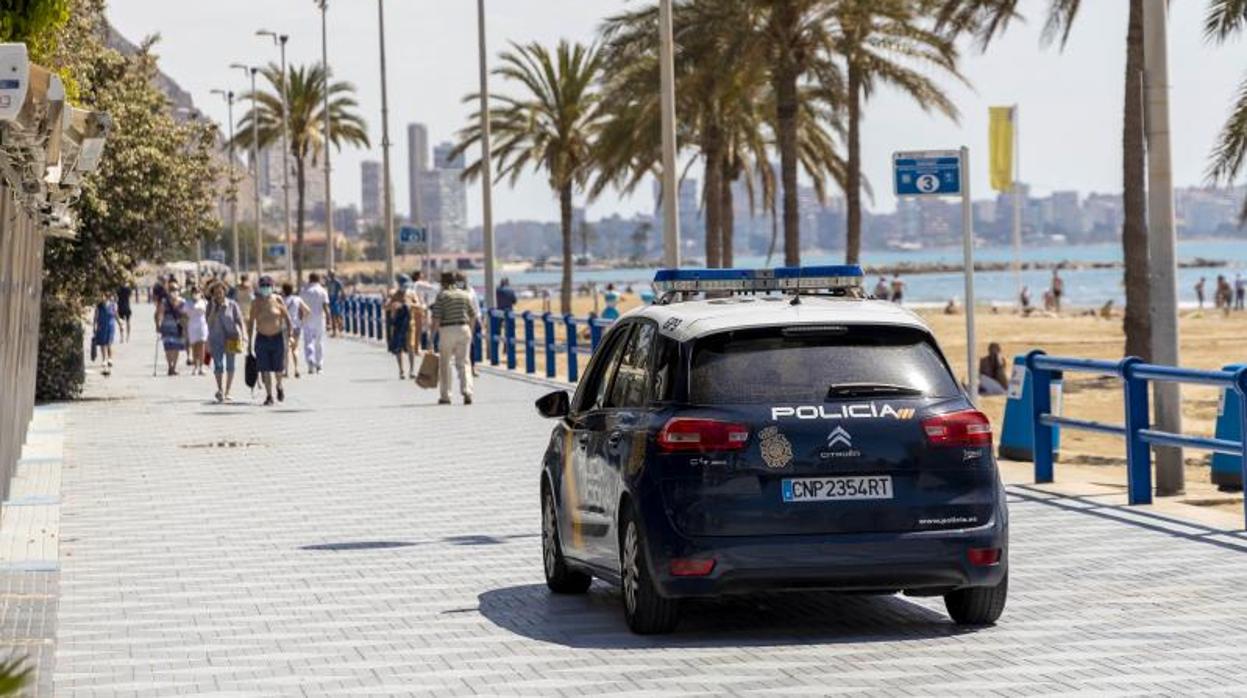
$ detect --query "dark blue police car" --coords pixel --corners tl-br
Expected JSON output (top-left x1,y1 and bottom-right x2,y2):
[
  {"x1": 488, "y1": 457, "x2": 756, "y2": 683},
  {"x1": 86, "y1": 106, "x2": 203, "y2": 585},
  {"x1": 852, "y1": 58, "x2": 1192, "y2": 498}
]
[{"x1": 535, "y1": 266, "x2": 1008, "y2": 634}]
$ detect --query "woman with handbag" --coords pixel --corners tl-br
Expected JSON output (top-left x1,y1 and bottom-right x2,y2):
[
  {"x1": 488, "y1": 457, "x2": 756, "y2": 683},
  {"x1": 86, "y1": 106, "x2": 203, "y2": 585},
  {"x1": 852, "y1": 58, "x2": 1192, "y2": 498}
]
[{"x1": 206, "y1": 281, "x2": 246, "y2": 402}]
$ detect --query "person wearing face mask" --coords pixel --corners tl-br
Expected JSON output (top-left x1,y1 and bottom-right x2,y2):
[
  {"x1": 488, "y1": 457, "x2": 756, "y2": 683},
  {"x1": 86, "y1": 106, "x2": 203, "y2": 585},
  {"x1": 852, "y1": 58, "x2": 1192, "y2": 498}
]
[
  {"x1": 155, "y1": 281, "x2": 186, "y2": 376},
  {"x1": 248, "y1": 276, "x2": 293, "y2": 406},
  {"x1": 207, "y1": 281, "x2": 246, "y2": 402},
  {"x1": 182, "y1": 285, "x2": 210, "y2": 375}
]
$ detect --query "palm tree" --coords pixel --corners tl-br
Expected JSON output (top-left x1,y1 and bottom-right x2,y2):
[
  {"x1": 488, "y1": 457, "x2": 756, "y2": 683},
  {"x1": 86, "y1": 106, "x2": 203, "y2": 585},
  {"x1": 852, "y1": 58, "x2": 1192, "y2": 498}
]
[
  {"x1": 824, "y1": 0, "x2": 964, "y2": 265},
  {"x1": 1206, "y1": 0, "x2": 1247, "y2": 222},
  {"x1": 450, "y1": 40, "x2": 604, "y2": 314},
  {"x1": 234, "y1": 62, "x2": 369, "y2": 283},
  {"x1": 936, "y1": 0, "x2": 1151, "y2": 359}
]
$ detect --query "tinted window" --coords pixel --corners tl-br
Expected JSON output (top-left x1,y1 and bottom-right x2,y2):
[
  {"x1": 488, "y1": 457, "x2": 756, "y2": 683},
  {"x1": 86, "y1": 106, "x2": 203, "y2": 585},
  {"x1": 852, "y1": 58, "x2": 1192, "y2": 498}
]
[
  {"x1": 576, "y1": 326, "x2": 631, "y2": 412},
  {"x1": 650, "y1": 334, "x2": 680, "y2": 403},
  {"x1": 607, "y1": 322, "x2": 656, "y2": 408},
  {"x1": 689, "y1": 325, "x2": 958, "y2": 404}
]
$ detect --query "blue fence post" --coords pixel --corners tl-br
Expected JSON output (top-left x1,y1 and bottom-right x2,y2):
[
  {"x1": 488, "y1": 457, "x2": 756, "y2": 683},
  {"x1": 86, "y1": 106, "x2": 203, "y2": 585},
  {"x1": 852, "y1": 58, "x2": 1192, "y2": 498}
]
[
  {"x1": 488, "y1": 311, "x2": 500, "y2": 366},
  {"x1": 1026, "y1": 350, "x2": 1054, "y2": 484},
  {"x1": 344, "y1": 297, "x2": 353, "y2": 335},
  {"x1": 374, "y1": 297, "x2": 384, "y2": 341},
  {"x1": 471, "y1": 323, "x2": 482, "y2": 364},
  {"x1": 364, "y1": 298, "x2": 373, "y2": 338},
  {"x1": 505, "y1": 311, "x2": 517, "y2": 370},
  {"x1": 543, "y1": 312, "x2": 556, "y2": 379},
  {"x1": 522, "y1": 311, "x2": 536, "y2": 374},
  {"x1": 587, "y1": 313, "x2": 602, "y2": 354},
  {"x1": 564, "y1": 314, "x2": 578, "y2": 383},
  {"x1": 1235, "y1": 367, "x2": 1247, "y2": 529},
  {"x1": 1120, "y1": 357, "x2": 1152, "y2": 505}
]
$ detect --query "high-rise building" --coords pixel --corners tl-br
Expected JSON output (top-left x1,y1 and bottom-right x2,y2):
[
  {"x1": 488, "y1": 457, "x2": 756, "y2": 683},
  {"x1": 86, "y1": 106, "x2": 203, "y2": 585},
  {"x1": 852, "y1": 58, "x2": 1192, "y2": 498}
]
[
  {"x1": 361, "y1": 160, "x2": 382, "y2": 224},
  {"x1": 407, "y1": 123, "x2": 428, "y2": 224},
  {"x1": 420, "y1": 141, "x2": 469, "y2": 253}
]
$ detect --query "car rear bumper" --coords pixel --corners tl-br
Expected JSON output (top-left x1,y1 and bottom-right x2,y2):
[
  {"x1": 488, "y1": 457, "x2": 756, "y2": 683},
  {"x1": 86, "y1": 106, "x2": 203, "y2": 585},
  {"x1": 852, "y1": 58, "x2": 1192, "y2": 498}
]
[{"x1": 646, "y1": 519, "x2": 1007, "y2": 598}]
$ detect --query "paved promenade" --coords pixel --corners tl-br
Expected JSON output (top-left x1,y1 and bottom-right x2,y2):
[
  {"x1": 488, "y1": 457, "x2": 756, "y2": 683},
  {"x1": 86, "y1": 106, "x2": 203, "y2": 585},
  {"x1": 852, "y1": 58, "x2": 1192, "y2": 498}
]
[{"x1": 4, "y1": 306, "x2": 1247, "y2": 695}]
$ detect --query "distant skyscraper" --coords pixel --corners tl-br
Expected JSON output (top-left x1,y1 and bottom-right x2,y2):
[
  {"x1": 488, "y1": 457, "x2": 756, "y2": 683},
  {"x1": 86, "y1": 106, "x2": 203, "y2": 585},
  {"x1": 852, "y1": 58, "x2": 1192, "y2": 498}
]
[
  {"x1": 361, "y1": 160, "x2": 382, "y2": 224},
  {"x1": 421, "y1": 141, "x2": 469, "y2": 253},
  {"x1": 407, "y1": 123, "x2": 428, "y2": 224}
]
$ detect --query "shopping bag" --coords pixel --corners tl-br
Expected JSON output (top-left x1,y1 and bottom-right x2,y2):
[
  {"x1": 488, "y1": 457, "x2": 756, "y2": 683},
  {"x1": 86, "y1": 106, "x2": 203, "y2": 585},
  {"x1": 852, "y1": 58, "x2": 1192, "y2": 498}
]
[
  {"x1": 244, "y1": 353, "x2": 258, "y2": 389},
  {"x1": 415, "y1": 352, "x2": 439, "y2": 389}
]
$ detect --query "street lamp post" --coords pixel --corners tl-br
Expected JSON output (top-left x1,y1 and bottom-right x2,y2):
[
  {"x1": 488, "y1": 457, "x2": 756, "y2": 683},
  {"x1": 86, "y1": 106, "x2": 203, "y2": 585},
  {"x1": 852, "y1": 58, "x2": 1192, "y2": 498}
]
[
  {"x1": 658, "y1": 0, "x2": 680, "y2": 268},
  {"x1": 258, "y1": 29, "x2": 294, "y2": 282},
  {"x1": 316, "y1": 0, "x2": 335, "y2": 273},
  {"x1": 477, "y1": 0, "x2": 496, "y2": 309},
  {"x1": 231, "y1": 63, "x2": 264, "y2": 277},
  {"x1": 376, "y1": 0, "x2": 396, "y2": 292},
  {"x1": 211, "y1": 88, "x2": 240, "y2": 276}
]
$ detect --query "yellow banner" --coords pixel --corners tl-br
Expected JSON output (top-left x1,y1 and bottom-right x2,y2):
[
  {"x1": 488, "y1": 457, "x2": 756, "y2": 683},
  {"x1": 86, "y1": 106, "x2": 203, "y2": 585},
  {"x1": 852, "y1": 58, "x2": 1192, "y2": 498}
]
[{"x1": 988, "y1": 106, "x2": 1015, "y2": 192}]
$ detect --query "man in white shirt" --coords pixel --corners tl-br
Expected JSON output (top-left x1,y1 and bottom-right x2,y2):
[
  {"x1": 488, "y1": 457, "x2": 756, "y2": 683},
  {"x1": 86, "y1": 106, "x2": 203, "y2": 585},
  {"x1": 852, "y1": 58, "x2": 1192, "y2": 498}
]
[{"x1": 300, "y1": 273, "x2": 331, "y2": 374}]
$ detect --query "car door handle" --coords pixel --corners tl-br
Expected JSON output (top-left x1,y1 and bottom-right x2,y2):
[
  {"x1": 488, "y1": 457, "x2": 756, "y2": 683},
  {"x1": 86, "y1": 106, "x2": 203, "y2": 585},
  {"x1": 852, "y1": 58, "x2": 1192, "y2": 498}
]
[{"x1": 607, "y1": 431, "x2": 623, "y2": 447}]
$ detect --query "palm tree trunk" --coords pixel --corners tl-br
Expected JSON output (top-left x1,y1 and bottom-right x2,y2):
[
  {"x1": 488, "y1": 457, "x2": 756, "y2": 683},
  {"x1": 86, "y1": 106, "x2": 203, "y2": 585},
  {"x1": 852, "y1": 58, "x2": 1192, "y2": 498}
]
[
  {"x1": 846, "y1": 61, "x2": 863, "y2": 266},
  {"x1": 775, "y1": 69, "x2": 801, "y2": 267},
  {"x1": 721, "y1": 170, "x2": 735, "y2": 268},
  {"x1": 702, "y1": 125, "x2": 723, "y2": 268},
  {"x1": 1122, "y1": 0, "x2": 1150, "y2": 360},
  {"x1": 295, "y1": 156, "x2": 307, "y2": 285},
  {"x1": 559, "y1": 183, "x2": 574, "y2": 315}
]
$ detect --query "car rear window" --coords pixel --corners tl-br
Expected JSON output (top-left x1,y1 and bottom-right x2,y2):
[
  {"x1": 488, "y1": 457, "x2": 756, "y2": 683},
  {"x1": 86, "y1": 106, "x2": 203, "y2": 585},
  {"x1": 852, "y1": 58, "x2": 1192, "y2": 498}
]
[{"x1": 689, "y1": 325, "x2": 959, "y2": 404}]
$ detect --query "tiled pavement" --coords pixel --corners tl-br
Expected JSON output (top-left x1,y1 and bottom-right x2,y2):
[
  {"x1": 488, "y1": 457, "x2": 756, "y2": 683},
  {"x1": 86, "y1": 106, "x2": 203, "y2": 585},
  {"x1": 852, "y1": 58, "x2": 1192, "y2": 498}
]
[{"x1": 10, "y1": 305, "x2": 1247, "y2": 695}]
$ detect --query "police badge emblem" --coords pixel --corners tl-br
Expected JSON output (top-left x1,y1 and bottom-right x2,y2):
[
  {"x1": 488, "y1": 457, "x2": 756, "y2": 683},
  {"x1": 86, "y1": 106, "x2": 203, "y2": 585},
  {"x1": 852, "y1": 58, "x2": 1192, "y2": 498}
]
[{"x1": 758, "y1": 426, "x2": 793, "y2": 469}]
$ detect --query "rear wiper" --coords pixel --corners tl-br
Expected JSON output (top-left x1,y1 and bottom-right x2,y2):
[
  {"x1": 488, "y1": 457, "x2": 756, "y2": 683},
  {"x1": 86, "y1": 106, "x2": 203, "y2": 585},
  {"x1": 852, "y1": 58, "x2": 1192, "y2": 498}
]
[{"x1": 825, "y1": 383, "x2": 923, "y2": 399}]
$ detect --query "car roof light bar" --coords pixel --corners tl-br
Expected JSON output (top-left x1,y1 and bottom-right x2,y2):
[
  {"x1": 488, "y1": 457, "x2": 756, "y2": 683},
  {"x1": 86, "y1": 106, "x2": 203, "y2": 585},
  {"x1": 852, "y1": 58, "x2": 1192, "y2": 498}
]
[{"x1": 652, "y1": 265, "x2": 864, "y2": 295}]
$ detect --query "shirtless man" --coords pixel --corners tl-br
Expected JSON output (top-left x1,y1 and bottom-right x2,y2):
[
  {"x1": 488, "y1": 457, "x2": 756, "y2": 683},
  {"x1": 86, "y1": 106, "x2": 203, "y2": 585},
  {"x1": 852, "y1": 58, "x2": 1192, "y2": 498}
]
[{"x1": 248, "y1": 276, "x2": 293, "y2": 406}]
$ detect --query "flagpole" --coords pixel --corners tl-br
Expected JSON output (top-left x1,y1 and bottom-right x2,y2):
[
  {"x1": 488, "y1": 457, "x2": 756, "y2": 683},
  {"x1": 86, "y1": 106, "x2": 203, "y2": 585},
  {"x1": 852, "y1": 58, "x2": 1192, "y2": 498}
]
[{"x1": 1012, "y1": 104, "x2": 1022, "y2": 306}]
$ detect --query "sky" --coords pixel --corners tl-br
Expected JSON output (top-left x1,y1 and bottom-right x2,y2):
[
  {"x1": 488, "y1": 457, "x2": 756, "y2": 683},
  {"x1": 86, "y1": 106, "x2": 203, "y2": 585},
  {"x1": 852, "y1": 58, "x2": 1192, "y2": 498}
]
[{"x1": 106, "y1": 1, "x2": 1246, "y2": 228}]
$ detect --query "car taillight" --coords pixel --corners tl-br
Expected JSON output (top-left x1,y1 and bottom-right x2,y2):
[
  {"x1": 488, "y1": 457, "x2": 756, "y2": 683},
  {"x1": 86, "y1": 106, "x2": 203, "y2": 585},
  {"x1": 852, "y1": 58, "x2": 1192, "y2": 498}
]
[
  {"x1": 657, "y1": 418, "x2": 750, "y2": 453},
  {"x1": 922, "y1": 409, "x2": 992, "y2": 447},
  {"x1": 967, "y1": 547, "x2": 1002, "y2": 566},
  {"x1": 669, "y1": 557, "x2": 716, "y2": 576}
]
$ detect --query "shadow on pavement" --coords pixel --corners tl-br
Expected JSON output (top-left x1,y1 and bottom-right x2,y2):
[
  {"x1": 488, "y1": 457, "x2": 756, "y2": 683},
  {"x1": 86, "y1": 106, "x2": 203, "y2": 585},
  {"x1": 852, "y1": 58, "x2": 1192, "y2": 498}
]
[
  {"x1": 300, "y1": 541, "x2": 421, "y2": 551},
  {"x1": 477, "y1": 583, "x2": 970, "y2": 649}
]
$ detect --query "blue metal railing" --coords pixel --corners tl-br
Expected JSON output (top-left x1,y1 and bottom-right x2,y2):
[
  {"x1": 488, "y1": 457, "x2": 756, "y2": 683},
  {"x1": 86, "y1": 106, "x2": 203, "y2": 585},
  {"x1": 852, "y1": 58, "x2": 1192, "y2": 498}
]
[
  {"x1": 340, "y1": 293, "x2": 614, "y2": 382},
  {"x1": 1026, "y1": 350, "x2": 1247, "y2": 527}
]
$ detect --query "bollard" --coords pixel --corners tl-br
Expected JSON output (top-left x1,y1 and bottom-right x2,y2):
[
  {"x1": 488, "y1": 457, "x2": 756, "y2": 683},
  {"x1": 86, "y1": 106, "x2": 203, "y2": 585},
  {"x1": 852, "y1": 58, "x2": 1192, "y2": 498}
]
[
  {"x1": 543, "y1": 312, "x2": 556, "y2": 379},
  {"x1": 588, "y1": 313, "x2": 602, "y2": 353},
  {"x1": 1026, "y1": 350, "x2": 1054, "y2": 484},
  {"x1": 505, "y1": 311, "x2": 517, "y2": 370},
  {"x1": 488, "y1": 311, "x2": 501, "y2": 366},
  {"x1": 522, "y1": 311, "x2": 535, "y2": 374},
  {"x1": 564, "y1": 314, "x2": 579, "y2": 383},
  {"x1": 1119, "y1": 357, "x2": 1152, "y2": 505}
]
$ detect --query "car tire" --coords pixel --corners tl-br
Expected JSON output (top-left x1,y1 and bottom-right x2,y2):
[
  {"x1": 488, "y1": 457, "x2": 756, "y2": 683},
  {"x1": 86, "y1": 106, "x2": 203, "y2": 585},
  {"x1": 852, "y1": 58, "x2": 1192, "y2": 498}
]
[
  {"x1": 944, "y1": 572, "x2": 1008, "y2": 626},
  {"x1": 620, "y1": 508, "x2": 680, "y2": 634},
  {"x1": 542, "y1": 488, "x2": 592, "y2": 594}
]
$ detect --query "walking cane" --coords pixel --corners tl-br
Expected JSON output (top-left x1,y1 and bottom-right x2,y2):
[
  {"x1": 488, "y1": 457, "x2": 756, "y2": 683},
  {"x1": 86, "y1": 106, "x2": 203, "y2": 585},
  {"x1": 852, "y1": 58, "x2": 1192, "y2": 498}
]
[{"x1": 152, "y1": 336, "x2": 160, "y2": 377}]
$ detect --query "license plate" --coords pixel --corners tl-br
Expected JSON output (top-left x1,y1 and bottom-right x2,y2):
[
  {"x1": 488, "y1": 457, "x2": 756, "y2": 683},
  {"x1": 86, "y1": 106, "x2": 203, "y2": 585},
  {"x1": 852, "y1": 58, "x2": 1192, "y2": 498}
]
[{"x1": 782, "y1": 476, "x2": 893, "y2": 502}]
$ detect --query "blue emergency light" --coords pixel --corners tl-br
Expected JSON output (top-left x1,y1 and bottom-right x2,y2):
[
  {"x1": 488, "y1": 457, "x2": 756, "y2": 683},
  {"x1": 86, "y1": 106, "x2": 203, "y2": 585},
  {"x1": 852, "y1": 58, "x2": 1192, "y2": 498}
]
[{"x1": 652, "y1": 265, "x2": 864, "y2": 295}]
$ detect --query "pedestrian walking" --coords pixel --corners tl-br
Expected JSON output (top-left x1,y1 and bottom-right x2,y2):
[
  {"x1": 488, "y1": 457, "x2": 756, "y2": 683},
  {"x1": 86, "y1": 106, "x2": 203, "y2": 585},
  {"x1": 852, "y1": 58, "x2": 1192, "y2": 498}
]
[
  {"x1": 873, "y1": 277, "x2": 889, "y2": 301},
  {"x1": 92, "y1": 292, "x2": 117, "y2": 377},
  {"x1": 233, "y1": 274, "x2": 254, "y2": 324},
  {"x1": 1217, "y1": 275, "x2": 1233, "y2": 316},
  {"x1": 116, "y1": 280, "x2": 133, "y2": 343},
  {"x1": 1195, "y1": 277, "x2": 1207, "y2": 310},
  {"x1": 206, "y1": 281, "x2": 246, "y2": 402},
  {"x1": 155, "y1": 282, "x2": 186, "y2": 376},
  {"x1": 1236, "y1": 273, "x2": 1246, "y2": 311},
  {"x1": 300, "y1": 272, "x2": 330, "y2": 374},
  {"x1": 386, "y1": 288, "x2": 413, "y2": 379},
  {"x1": 326, "y1": 270, "x2": 345, "y2": 338},
  {"x1": 1019, "y1": 285, "x2": 1031, "y2": 312},
  {"x1": 496, "y1": 277, "x2": 518, "y2": 312},
  {"x1": 411, "y1": 270, "x2": 438, "y2": 351},
  {"x1": 282, "y1": 282, "x2": 310, "y2": 378},
  {"x1": 182, "y1": 285, "x2": 209, "y2": 376},
  {"x1": 1050, "y1": 269, "x2": 1064, "y2": 313},
  {"x1": 248, "y1": 276, "x2": 293, "y2": 406},
  {"x1": 431, "y1": 271, "x2": 479, "y2": 405}
]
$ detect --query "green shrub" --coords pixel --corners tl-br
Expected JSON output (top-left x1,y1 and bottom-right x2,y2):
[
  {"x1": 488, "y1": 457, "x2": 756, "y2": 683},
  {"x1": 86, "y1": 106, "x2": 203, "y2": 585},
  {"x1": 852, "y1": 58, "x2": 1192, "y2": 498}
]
[{"x1": 36, "y1": 295, "x2": 84, "y2": 402}]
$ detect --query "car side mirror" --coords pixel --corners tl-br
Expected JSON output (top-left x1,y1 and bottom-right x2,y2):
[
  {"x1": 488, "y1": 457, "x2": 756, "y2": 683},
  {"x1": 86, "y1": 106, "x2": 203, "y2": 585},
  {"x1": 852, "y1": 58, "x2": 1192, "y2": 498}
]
[{"x1": 535, "y1": 390, "x2": 570, "y2": 419}]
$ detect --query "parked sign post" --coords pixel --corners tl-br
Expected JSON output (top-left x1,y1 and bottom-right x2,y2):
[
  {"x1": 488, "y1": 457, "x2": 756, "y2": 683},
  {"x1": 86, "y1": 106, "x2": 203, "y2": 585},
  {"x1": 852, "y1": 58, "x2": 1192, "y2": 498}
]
[
  {"x1": 893, "y1": 148, "x2": 977, "y2": 400},
  {"x1": 399, "y1": 225, "x2": 429, "y2": 278}
]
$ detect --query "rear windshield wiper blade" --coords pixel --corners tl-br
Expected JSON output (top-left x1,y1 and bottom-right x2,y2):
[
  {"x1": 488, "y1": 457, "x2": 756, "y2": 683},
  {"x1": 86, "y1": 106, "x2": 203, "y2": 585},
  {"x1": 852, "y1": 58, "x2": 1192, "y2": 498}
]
[{"x1": 825, "y1": 383, "x2": 924, "y2": 399}]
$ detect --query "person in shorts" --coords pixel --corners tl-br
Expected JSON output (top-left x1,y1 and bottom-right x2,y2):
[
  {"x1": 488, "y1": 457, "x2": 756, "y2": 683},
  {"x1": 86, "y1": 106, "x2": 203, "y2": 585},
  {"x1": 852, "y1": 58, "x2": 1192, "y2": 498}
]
[
  {"x1": 248, "y1": 276, "x2": 293, "y2": 406},
  {"x1": 282, "y1": 281, "x2": 310, "y2": 378},
  {"x1": 326, "y1": 270, "x2": 345, "y2": 337},
  {"x1": 116, "y1": 281, "x2": 133, "y2": 342}
]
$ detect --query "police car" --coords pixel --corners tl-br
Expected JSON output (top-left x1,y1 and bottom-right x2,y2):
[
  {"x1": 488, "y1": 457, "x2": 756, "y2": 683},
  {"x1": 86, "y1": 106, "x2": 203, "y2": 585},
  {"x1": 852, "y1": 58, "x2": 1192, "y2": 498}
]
[{"x1": 534, "y1": 266, "x2": 1007, "y2": 634}]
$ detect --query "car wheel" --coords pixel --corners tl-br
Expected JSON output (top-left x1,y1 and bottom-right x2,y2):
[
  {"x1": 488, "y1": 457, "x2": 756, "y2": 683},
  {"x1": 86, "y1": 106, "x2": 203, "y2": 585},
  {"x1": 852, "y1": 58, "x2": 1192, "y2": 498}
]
[
  {"x1": 620, "y1": 509, "x2": 680, "y2": 634},
  {"x1": 944, "y1": 572, "x2": 1008, "y2": 626},
  {"x1": 542, "y1": 488, "x2": 591, "y2": 594}
]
